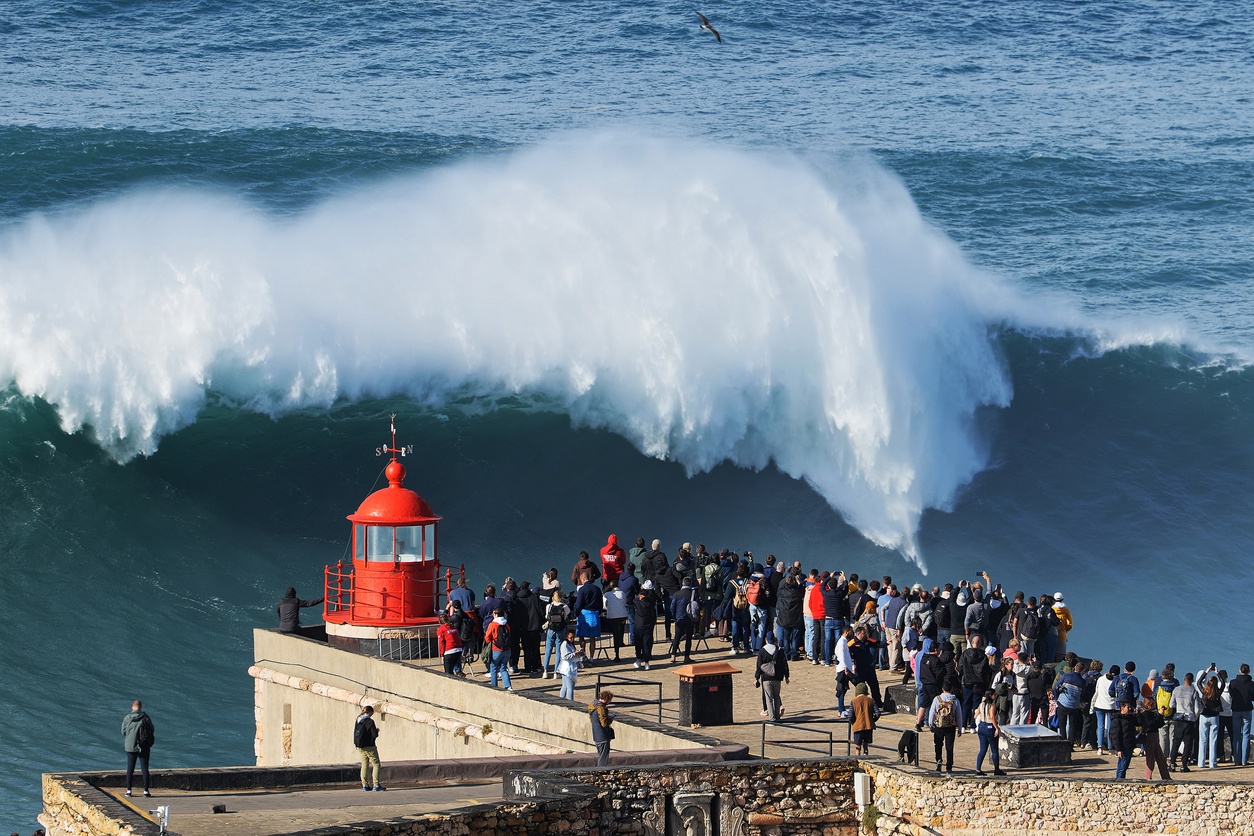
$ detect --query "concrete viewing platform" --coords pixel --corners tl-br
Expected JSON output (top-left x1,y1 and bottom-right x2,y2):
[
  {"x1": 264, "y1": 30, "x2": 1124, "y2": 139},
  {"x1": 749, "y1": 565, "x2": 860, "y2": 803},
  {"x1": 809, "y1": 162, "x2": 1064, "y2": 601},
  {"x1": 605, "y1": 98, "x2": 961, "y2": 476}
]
[{"x1": 43, "y1": 627, "x2": 1254, "y2": 836}]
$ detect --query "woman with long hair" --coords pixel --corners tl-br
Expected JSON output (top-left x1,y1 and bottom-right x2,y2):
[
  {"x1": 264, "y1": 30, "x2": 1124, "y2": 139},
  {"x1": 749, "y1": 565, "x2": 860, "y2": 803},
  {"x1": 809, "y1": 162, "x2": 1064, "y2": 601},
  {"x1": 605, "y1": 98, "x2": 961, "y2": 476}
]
[{"x1": 973, "y1": 689, "x2": 1006, "y2": 776}]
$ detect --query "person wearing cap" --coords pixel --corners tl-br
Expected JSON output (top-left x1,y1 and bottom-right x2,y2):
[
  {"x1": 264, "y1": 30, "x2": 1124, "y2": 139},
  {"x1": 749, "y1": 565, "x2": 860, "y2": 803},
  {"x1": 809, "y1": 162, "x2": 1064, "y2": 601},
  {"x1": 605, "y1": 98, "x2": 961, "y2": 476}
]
[
  {"x1": 1052, "y1": 592, "x2": 1073, "y2": 660},
  {"x1": 633, "y1": 580, "x2": 658, "y2": 670}
]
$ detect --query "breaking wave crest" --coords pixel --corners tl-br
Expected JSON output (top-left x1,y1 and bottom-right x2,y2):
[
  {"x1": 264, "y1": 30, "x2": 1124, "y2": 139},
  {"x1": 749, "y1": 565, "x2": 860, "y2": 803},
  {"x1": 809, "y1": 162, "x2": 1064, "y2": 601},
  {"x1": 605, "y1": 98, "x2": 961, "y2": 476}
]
[{"x1": 0, "y1": 133, "x2": 1110, "y2": 564}]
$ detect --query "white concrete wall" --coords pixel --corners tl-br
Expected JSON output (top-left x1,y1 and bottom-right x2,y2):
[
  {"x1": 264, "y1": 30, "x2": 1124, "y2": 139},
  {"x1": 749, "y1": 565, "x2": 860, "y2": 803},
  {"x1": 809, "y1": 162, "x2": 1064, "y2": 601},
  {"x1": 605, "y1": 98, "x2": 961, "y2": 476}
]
[{"x1": 252, "y1": 629, "x2": 701, "y2": 767}]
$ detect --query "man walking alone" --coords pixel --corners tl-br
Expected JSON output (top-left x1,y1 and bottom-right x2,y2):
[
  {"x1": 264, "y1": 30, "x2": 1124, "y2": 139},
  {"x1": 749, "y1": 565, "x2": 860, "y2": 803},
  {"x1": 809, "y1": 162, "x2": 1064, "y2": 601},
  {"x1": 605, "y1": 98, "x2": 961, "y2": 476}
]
[{"x1": 354, "y1": 705, "x2": 384, "y2": 791}]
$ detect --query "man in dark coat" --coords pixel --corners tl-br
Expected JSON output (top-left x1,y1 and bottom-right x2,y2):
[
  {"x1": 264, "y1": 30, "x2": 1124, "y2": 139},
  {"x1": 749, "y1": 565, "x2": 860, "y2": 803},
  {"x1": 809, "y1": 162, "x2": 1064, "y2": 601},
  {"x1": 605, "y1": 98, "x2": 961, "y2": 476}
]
[
  {"x1": 774, "y1": 573, "x2": 805, "y2": 660},
  {"x1": 517, "y1": 581, "x2": 546, "y2": 674},
  {"x1": 277, "y1": 587, "x2": 323, "y2": 633}
]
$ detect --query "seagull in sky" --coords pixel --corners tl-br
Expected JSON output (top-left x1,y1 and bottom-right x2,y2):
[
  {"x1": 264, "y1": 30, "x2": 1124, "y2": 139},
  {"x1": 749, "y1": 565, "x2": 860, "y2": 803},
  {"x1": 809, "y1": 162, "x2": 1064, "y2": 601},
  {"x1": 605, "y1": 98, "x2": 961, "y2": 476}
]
[{"x1": 696, "y1": 11, "x2": 722, "y2": 43}]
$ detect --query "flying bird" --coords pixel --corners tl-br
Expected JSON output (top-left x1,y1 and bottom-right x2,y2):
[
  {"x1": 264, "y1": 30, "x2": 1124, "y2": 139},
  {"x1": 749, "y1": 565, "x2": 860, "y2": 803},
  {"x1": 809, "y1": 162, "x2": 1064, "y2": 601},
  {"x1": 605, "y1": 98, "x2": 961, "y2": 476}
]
[{"x1": 696, "y1": 11, "x2": 722, "y2": 43}]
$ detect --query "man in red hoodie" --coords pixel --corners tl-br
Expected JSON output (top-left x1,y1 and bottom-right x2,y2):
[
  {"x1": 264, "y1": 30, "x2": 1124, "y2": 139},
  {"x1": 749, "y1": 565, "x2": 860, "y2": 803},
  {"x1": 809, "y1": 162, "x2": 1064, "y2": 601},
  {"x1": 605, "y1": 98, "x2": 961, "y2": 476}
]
[{"x1": 600, "y1": 534, "x2": 627, "y2": 583}]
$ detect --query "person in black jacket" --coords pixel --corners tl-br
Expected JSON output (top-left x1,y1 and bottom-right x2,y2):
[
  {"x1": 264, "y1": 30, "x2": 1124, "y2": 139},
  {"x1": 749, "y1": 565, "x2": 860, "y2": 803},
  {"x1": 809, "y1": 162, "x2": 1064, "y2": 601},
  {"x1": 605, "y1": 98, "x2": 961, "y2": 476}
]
[
  {"x1": 354, "y1": 705, "x2": 384, "y2": 791},
  {"x1": 958, "y1": 635, "x2": 991, "y2": 731},
  {"x1": 633, "y1": 581, "x2": 659, "y2": 670},
  {"x1": 774, "y1": 573, "x2": 805, "y2": 660},
  {"x1": 821, "y1": 575, "x2": 849, "y2": 665},
  {"x1": 668, "y1": 577, "x2": 701, "y2": 664},
  {"x1": 755, "y1": 634, "x2": 790, "y2": 720},
  {"x1": 1110, "y1": 701, "x2": 1140, "y2": 779},
  {"x1": 277, "y1": 587, "x2": 323, "y2": 633},
  {"x1": 517, "y1": 582, "x2": 545, "y2": 674},
  {"x1": 641, "y1": 541, "x2": 673, "y2": 639}
]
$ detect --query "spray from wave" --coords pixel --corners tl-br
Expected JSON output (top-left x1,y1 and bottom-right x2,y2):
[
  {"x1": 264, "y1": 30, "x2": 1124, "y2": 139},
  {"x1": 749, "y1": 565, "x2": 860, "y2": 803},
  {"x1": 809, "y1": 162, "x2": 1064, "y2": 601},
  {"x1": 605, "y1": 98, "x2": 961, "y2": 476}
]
[{"x1": 0, "y1": 133, "x2": 1082, "y2": 565}]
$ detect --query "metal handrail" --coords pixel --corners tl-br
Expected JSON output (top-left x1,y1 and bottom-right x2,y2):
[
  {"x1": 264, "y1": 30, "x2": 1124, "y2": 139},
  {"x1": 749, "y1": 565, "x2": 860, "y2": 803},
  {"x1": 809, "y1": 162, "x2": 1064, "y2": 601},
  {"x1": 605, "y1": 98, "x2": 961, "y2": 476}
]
[
  {"x1": 325, "y1": 561, "x2": 466, "y2": 622},
  {"x1": 594, "y1": 672, "x2": 664, "y2": 724},
  {"x1": 760, "y1": 719, "x2": 851, "y2": 758}
]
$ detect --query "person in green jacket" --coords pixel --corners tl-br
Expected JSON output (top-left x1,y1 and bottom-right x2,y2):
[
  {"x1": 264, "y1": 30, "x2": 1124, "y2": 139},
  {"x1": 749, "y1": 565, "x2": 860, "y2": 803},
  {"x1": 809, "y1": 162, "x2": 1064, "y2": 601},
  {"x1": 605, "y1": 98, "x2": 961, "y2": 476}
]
[{"x1": 121, "y1": 700, "x2": 155, "y2": 797}]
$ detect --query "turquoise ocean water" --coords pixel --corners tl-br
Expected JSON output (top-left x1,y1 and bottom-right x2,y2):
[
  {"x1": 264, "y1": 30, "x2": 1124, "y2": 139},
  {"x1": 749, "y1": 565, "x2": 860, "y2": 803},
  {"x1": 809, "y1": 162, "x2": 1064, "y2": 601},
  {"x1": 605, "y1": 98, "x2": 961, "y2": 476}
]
[{"x1": 1, "y1": 0, "x2": 1252, "y2": 827}]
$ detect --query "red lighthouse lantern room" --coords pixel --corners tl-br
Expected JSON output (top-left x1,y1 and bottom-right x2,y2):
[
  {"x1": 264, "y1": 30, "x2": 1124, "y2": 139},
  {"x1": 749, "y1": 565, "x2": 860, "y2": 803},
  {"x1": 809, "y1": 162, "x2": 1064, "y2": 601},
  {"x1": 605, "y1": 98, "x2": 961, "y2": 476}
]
[{"x1": 324, "y1": 420, "x2": 452, "y2": 654}]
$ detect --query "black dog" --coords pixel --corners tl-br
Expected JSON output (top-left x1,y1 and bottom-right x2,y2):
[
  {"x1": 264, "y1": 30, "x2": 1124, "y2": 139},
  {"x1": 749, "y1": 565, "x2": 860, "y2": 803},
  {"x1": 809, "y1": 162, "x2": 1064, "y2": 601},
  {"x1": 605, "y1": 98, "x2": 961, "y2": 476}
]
[{"x1": 897, "y1": 728, "x2": 919, "y2": 765}]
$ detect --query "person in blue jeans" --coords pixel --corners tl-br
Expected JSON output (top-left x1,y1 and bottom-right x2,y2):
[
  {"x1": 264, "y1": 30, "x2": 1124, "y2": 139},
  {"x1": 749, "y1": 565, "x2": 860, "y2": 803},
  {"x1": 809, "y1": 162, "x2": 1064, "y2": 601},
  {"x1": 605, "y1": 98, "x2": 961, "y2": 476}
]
[
  {"x1": 484, "y1": 610, "x2": 513, "y2": 691},
  {"x1": 972, "y1": 690, "x2": 1006, "y2": 776},
  {"x1": 1229, "y1": 664, "x2": 1254, "y2": 766},
  {"x1": 1110, "y1": 701, "x2": 1139, "y2": 779}
]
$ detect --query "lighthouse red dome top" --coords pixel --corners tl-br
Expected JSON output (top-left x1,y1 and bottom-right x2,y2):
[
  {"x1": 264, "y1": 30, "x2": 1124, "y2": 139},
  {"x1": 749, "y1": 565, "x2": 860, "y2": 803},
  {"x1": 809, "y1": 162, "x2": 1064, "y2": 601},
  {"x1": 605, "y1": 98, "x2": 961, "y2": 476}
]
[{"x1": 347, "y1": 418, "x2": 441, "y2": 525}]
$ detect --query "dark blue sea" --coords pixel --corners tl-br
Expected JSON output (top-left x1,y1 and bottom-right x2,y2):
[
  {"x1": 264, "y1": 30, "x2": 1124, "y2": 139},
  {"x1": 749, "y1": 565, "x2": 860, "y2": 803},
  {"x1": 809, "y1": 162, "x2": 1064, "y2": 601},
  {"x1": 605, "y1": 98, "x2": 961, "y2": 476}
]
[{"x1": 1, "y1": 0, "x2": 1252, "y2": 827}]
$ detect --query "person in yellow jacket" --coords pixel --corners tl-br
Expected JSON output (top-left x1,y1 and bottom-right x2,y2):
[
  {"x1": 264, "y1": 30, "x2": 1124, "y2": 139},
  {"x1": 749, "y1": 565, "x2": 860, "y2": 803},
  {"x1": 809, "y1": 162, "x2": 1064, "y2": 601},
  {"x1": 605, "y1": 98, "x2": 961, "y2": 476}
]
[{"x1": 1053, "y1": 592, "x2": 1074, "y2": 660}]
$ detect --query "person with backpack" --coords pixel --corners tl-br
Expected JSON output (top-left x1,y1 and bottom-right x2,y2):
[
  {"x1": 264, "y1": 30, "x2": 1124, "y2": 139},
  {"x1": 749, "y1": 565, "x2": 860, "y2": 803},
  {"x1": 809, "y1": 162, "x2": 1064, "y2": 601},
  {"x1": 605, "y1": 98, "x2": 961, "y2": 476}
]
[
  {"x1": 725, "y1": 564, "x2": 752, "y2": 656},
  {"x1": 927, "y1": 682, "x2": 964, "y2": 773},
  {"x1": 1152, "y1": 664, "x2": 1180, "y2": 757},
  {"x1": 755, "y1": 634, "x2": 790, "y2": 721},
  {"x1": 542, "y1": 590, "x2": 570, "y2": 678},
  {"x1": 746, "y1": 571, "x2": 768, "y2": 652},
  {"x1": 1014, "y1": 596, "x2": 1040, "y2": 661},
  {"x1": 702, "y1": 557, "x2": 724, "y2": 635},
  {"x1": 1108, "y1": 661, "x2": 1141, "y2": 710},
  {"x1": 353, "y1": 705, "x2": 384, "y2": 791},
  {"x1": 483, "y1": 608, "x2": 514, "y2": 691},
  {"x1": 121, "y1": 700, "x2": 156, "y2": 798},
  {"x1": 668, "y1": 577, "x2": 701, "y2": 664}
]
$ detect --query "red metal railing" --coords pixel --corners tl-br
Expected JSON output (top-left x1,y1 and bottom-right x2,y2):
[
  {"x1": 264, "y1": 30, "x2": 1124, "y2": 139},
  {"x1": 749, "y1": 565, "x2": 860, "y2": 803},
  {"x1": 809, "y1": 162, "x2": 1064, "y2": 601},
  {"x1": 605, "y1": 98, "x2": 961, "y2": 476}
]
[{"x1": 324, "y1": 561, "x2": 466, "y2": 625}]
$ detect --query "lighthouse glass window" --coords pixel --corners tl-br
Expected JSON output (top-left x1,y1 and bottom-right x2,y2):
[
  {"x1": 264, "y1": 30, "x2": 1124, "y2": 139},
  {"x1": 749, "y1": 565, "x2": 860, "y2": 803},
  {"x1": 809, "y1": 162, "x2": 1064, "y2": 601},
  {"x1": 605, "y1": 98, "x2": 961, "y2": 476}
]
[{"x1": 363, "y1": 524, "x2": 428, "y2": 562}]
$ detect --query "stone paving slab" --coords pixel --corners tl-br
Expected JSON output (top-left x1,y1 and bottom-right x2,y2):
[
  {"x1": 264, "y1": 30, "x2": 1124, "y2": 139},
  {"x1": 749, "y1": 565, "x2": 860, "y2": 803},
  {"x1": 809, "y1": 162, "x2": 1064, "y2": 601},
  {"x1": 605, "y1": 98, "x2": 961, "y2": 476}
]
[
  {"x1": 485, "y1": 628, "x2": 1254, "y2": 785},
  {"x1": 101, "y1": 781, "x2": 499, "y2": 836}
]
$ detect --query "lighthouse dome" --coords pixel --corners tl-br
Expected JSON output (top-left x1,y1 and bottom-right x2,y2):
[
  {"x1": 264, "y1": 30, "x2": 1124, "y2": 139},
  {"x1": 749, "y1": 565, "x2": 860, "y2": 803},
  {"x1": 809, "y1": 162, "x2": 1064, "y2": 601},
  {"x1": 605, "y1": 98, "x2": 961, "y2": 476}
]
[{"x1": 347, "y1": 461, "x2": 441, "y2": 525}]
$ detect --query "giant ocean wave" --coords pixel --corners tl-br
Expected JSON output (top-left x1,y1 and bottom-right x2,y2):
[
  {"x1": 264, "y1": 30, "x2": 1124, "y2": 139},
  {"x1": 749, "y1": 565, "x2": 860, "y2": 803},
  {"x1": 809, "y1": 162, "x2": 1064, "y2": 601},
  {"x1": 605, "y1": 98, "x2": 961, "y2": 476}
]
[{"x1": 0, "y1": 134, "x2": 1172, "y2": 565}]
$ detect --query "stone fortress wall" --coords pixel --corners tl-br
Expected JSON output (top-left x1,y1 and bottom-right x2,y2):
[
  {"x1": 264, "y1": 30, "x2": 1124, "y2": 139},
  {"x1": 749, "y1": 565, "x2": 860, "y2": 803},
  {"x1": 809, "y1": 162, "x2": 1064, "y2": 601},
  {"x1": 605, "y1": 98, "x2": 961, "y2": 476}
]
[{"x1": 42, "y1": 757, "x2": 1254, "y2": 836}]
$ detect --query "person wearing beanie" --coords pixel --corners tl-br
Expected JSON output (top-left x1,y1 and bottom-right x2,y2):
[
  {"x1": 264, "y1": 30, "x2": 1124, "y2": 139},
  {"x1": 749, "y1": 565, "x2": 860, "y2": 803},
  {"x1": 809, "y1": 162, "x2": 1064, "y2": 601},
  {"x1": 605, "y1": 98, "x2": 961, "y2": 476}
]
[
  {"x1": 633, "y1": 580, "x2": 658, "y2": 670},
  {"x1": 1053, "y1": 592, "x2": 1074, "y2": 660}
]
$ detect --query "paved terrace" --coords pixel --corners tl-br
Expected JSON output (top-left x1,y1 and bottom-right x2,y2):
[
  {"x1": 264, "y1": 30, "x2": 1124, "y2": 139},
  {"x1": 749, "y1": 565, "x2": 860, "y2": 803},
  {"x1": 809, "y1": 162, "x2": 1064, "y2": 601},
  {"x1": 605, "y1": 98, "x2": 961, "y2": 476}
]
[{"x1": 71, "y1": 628, "x2": 1252, "y2": 836}]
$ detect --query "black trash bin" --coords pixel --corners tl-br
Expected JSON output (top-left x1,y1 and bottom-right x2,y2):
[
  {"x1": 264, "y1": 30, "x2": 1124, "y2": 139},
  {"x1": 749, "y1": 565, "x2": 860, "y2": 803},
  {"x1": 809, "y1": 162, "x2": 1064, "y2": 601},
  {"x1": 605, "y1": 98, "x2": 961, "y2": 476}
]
[{"x1": 674, "y1": 661, "x2": 740, "y2": 726}]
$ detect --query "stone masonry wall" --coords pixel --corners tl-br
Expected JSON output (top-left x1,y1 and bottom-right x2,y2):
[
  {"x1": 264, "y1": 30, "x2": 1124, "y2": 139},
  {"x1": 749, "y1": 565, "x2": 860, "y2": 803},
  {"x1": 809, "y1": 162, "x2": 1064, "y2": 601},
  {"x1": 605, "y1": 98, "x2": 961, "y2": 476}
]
[
  {"x1": 506, "y1": 759, "x2": 861, "y2": 836},
  {"x1": 864, "y1": 762, "x2": 1254, "y2": 836}
]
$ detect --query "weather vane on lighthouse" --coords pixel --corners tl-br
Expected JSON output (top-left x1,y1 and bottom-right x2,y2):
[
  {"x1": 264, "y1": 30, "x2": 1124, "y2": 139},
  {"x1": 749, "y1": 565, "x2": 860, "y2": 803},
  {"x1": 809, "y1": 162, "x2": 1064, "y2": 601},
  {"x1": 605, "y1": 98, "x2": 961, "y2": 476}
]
[{"x1": 376, "y1": 414, "x2": 414, "y2": 459}]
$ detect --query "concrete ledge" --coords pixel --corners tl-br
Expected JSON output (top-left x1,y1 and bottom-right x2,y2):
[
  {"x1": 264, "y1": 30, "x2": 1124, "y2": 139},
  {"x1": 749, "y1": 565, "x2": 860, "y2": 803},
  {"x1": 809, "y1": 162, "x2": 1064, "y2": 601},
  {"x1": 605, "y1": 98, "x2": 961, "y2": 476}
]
[{"x1": 61, "y1": 744, "x2": 750, "y2": 793}]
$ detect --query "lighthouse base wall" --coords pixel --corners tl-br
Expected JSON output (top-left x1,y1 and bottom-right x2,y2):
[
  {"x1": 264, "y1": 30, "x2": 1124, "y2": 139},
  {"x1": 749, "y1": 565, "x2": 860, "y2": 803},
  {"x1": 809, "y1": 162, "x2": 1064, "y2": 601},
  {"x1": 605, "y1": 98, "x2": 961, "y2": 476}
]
[{"x1": 251, "y1": 629, "x2": 721, "y2": 769}]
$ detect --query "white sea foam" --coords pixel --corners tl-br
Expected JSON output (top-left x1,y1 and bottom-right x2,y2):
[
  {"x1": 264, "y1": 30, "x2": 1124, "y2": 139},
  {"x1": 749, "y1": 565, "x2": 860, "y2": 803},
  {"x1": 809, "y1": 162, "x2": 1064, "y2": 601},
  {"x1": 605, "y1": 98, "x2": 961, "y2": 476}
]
[{"x1": 0, "y1": 134, "x2": 1100, "y2": 565}]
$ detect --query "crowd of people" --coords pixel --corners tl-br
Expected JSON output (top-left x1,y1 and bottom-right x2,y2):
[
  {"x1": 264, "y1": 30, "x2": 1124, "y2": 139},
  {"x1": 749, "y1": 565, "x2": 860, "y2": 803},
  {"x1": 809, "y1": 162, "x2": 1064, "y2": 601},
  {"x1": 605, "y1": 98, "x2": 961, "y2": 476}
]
[{"x1": 429, "y1": 536, "x2": 1253, "y2": 780}]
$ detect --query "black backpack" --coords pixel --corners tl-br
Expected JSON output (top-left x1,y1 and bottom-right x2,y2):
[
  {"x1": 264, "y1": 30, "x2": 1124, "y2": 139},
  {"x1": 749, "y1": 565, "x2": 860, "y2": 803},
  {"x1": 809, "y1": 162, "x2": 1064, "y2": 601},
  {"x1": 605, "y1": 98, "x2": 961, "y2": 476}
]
[
  {"x1": 1018, "y1": 609, "x2": 1039, "y2": 641},
  {"x1": 491, "y1": 622, "x2": 511, "y2": 651},
  {"x1": 546, "y1": 603, "x2": 567, "y2": 633},
  {"x1": 136, "y1": 714, "x2": 155, "y2": 749}
]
